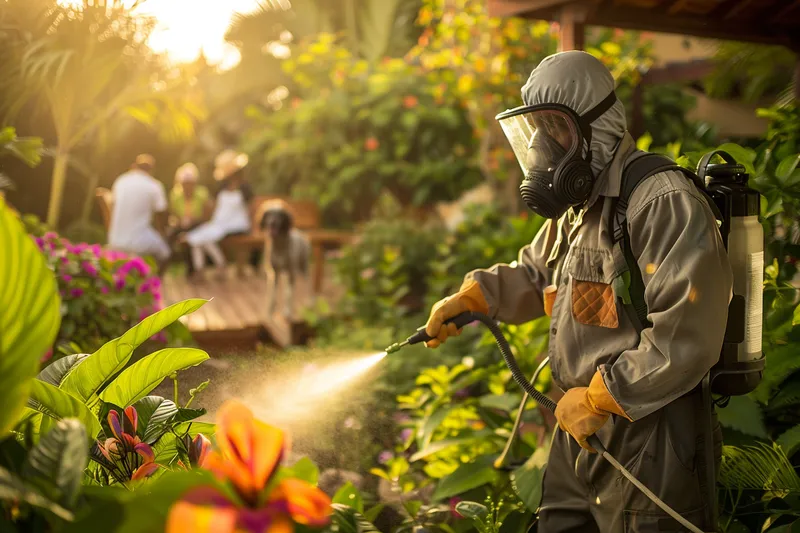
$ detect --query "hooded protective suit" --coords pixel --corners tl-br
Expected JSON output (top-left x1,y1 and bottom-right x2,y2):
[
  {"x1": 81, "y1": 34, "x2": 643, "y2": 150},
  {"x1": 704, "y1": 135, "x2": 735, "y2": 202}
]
[{"x1": 425, "y1": 51, "x2": 731, "y2": 532}]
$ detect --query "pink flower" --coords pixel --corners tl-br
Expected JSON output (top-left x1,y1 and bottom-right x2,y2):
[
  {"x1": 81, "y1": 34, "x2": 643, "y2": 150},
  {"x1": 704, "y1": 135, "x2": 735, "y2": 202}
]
[
  {"x1": 70, "y1": 288, "x2": 84, "y2": 298},
  {"x1": 62, "y1": 274, "x2": 73, "y2": 282},
  {"x1": 44, "y1": 232, "x2": 58, "y2": 241},
  {"x1": 399, "y1": 428, "x2": 413, "y2": 442},
  {"x1": 41, "y1": 348, "x2": 53, "y2": 364},
  {"x1": 115, "y1": 278, "x2": 125, "y2": 291},
  {"x1": 90, "y1": 244, "x2": 102, "y2": 256},
  {"x1": 378, "y1": 451, "x2": 393, "y2": 464},
  {"x1": 101, "y1": 286, "x2": 110, "y2": 294},
  {"x1": 82, "y1": 261, "x2": 98, "y2": 276},
  {"x1": 60, "y1": 256, "x2": 69, "y2": 264},
  {"x1": 34, "y1": 237, "x2": 45, "y2": 248}
]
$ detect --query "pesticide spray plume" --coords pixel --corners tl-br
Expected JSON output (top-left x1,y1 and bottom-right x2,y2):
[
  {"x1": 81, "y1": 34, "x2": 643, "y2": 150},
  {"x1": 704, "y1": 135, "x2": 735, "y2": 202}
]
[{"x1": 239, "y1": 349, "x2": 388, "y2": 431}]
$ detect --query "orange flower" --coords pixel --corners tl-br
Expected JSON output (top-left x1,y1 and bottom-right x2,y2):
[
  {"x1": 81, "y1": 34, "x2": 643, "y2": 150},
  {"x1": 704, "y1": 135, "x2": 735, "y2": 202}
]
[
  {"x1": 166, "y1": 401, "x2": 332, "y2": 533},
  {"x1": 402, "y1": 95, "x2": 418, "y2": 109},
  {"x1": 364, "y1": 137, "x2": 380, "y2": 151}
]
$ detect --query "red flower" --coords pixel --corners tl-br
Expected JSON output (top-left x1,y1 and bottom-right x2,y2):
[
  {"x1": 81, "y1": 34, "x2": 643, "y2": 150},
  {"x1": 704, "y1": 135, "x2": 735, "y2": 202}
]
[
  {"x1": 364, "y1": 137, "x2": 380, "y2": 151},
  {"x1": 96, "y1": 406, "x2": 160, "y2": 483}
]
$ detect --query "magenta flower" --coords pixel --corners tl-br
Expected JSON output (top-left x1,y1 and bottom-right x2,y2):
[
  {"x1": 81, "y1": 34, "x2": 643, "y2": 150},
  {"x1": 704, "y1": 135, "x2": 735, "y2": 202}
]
[
  {"x1": 70, "y1": 288, "x2": 84, "y2": 298},
  {"x1": 34, "y1": 237, "x2": 45, "y2": 248},
  {"x1": 60, "y1": 256, "x2": 69, "y2": 264},
  {"x1": 90, "y1": 244, "x2": 102, "y2": 257},
  {"x1": 139, "y1": 281, "x2": 151, "y2": 294},
  {"x1": 449, "y1": 497, "x2": 463, "y2": 518},
  {"x1": 82, "y1": 261, "x2": 99, "y2": 276},
  {"x1": 41, "y1": 348, "x2": 53, "y2": 364},
  {"x1": 115, "y1": 278, "x2": 125, "y2": 291},
  {"x1": 101, "y1": 286, "x2": 110, "y2": 294},
  {"x1": 97, "y1": 406, "x2": 160, "y2": 483},
  {"x1": 43, "y1": 232, "x2": 58, "y2": 241},
  {"x1": 62, "y1": 274, "x2": 73, "y2": 282}
]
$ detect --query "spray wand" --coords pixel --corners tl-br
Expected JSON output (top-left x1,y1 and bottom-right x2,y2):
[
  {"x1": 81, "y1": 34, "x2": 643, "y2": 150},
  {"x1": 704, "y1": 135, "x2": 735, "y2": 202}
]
[{"x1": 385, "y1": 311, "x2": 711, "y2": 533}]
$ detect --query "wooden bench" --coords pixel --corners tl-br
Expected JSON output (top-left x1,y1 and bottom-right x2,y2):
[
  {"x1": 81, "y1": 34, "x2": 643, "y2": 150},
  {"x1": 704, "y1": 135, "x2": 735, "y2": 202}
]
[{"x1": 95, "y1": 188, "x2": 353, "y2": 294}]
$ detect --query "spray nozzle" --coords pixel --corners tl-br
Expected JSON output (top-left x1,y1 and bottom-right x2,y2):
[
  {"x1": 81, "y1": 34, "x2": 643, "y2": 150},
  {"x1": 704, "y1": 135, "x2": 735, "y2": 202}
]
[{"x1": 384, "y1": 312, "x2": 476, "y2": 354}]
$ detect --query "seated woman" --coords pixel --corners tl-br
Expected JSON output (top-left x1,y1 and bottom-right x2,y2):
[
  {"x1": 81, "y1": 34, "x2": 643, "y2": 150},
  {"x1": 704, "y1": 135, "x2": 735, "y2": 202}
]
[
  {"x1": 169, "y1": 163, "x2": 212, "y2": 275},
  {"x1": 184, "y1": 150, "x2": 253, "y2": 282},
  {"x1": 170, "y1": 163, "x2": 211, "y2": 232}
]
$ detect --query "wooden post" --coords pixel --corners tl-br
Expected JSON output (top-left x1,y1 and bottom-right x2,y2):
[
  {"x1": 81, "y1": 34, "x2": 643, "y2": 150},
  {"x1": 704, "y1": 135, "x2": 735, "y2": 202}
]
[{"x1": 558, "y1": 4, "x2": 585, "y2": 52}]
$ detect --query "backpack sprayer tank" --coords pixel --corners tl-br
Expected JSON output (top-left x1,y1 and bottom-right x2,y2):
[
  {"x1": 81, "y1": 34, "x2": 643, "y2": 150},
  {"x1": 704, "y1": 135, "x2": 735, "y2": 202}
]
[{"x1": 698, "y1": 150, "x2": 765, "y2": 397}]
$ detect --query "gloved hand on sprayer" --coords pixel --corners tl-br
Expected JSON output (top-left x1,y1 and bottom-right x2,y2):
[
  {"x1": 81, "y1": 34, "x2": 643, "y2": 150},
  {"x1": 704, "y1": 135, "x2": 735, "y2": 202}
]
[
  {"x1": 423, "y1": 280, "x2": 630, "y2": 453},
  {"x1": 398, "y1": 50, "x2": 766, "y2": 533}
]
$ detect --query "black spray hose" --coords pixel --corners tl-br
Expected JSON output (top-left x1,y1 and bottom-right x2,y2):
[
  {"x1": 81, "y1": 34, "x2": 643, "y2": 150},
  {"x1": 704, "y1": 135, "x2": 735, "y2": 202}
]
[{"x1": 386, "y1": 311, "x2": 711, "y2": 533}]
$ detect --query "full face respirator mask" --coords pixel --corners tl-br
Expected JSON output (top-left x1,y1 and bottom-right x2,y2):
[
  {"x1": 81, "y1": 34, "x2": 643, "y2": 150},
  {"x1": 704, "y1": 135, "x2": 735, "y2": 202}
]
[{"x1": 496, "y1": 91, "x2": 618, "y2": 219}]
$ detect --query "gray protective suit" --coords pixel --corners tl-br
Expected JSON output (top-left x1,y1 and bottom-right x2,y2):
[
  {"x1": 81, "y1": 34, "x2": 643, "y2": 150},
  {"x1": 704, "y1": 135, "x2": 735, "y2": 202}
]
[{"x1": 466, "y1": 52, "x2": 732, "y2": 532}]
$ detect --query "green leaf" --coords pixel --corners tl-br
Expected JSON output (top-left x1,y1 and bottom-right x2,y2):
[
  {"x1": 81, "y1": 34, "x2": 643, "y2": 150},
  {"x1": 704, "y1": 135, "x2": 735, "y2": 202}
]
[
  {"x1": 454, "y1": 500, "x2": 489, "y2": 519},
  {"x1": 283, "y1": 457, "x2": 319, "y2": 485},
  {"x1": 27, "y1": 380, "x2": 102, "y2": 439},
  {"x1": 417, "y1": 406, "x2": 451, "y2": 451},
  {"x1": 331, "y1": 503, "x2": 380, "y2": 533},
  {"x1": 409, "y1": 430, "x2": 494, "y2": 462},
  {"x1": 37, "y1": 354, "x2": 90, "y2": 387},
  {"x1": 130, "y1": 396, "x2": 206, "y2": 444},
  {"x1": 333, "y1": 482, "x2": 364, "y2": 513},
  {"x1": 59, "y1": 299, "x2": 207, "y2": 406},
  {"x1": 152, "y1": 421, "x2": 215, "y2": 465},
  {"x1": 363, "y1": 503, "x2": 385, "y2": 523},
  {"x1": 432, "y1": 455, "x2": 498, "y2": 500},
  {"x1": 511, "y1": 447, "x2": 548, "y2": 511},
  {"x1": 0, "y1": 199, "x2": 62, "y2": 438},
  {"x1": 478, "y1": 393, "x2": 523, "y2": 412},
  {"x1": 793, "y1": 303, "x2": 800, "y2": 327},
  {"x1": 716, "y1": 395, "x2": 769, "y2": 439},
  {"x1": 753, "y1": 345, "x2": 800, "y2": 403},
  {"x1": 22, "y1": 418, "x2": 87, "y2": 509},
  {"x1": 0, "y1": 466, "x2": 73, "y2": 521},
  {"x1": 636, "y1": 132, "x2": 653, "y2": 152},
  {"x1": 776, "y1": 154, "x2": 800, "y2": 182},
  {"x1": 99, "y1": 348, "x2": 210, "y2": 407},
  {"x1": 777, "y1": 425, "x2": 800, "y2": 459}
]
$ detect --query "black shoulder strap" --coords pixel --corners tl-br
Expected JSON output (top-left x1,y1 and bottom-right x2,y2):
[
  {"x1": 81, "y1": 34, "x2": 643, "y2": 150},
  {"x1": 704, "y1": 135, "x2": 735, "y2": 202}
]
[{"x1": 611, "y1": 151, "x2": 721, "y2": 333}]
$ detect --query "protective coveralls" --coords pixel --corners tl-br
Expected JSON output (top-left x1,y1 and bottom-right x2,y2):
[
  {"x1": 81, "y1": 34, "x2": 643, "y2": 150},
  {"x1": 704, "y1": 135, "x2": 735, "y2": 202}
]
[{"x1": 425, "y1": 51, "x2": 732, "y2": 532}]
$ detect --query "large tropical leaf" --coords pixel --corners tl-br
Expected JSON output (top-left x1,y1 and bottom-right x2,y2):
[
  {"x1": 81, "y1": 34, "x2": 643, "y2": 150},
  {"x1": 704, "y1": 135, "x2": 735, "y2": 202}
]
[
  {"x1": 98, "y1": 348, "x2": 210, "y2": 408},
  {"x1": 27, "y1": 380, "x2": 102, "y2": 439},
  {"x1": 510, "y1": 447, "x2": 548, "y2": 512},
  {"x1": 719, "y1": 443, "x2": 800, "y2": 492},
  {"x1": 22, "y1": 418, "x2": 87, "y2": 509},
  {"x1": 0, "y1": 466, "x2": 73, "y2": 521},
  {"x1": 753, "y1": 344, "x2": 800, "y2": 404},
  {"x1": 0, "y1": 198, "x2": 61, "y2": 438},
  {"x1": 330, "y1": 503, "x2": 381, "y2": 533},
  {"x1": 59, "y1": 299, "x2": 207, "y2": 408},
  {"x1": 37, "y1": 353, "x2": 90, "y2": 387}
]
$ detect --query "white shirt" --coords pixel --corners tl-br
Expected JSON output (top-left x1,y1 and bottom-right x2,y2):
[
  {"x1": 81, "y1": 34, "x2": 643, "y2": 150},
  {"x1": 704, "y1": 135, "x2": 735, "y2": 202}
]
[{"x1": 108, "y1": 169, "x2": 168, "y2": 250}]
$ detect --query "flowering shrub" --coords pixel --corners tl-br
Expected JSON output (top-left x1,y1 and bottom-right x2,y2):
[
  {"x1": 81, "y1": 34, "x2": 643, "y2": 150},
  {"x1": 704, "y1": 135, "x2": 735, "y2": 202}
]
[{"x1": 31, "y1": 230, "x2": 166, "y2": 361}]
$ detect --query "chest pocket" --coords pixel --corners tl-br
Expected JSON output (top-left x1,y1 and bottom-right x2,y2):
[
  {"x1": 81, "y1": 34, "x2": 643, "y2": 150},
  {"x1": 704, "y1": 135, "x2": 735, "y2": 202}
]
[{"x1": 565, "y1": 247, "x2": 621, "y2": 329}]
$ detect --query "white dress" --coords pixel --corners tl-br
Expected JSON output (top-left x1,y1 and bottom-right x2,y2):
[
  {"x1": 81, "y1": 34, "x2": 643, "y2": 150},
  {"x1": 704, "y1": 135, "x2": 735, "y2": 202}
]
[{"x1": 186, "y1": 188, "x2": 251, "y2": 247}]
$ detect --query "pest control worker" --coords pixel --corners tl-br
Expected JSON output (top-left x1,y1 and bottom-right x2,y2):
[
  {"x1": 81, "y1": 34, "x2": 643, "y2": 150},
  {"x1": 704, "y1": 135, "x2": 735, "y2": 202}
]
[{"x1": 424, "y1": 51, "x2": 732, "y2": 532}]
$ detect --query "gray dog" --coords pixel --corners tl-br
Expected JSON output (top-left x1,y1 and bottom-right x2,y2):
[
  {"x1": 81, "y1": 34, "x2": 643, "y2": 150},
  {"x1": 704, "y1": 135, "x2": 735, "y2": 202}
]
[{"x1": 259, "y1": 200, "x2": 312, "y2": 319}]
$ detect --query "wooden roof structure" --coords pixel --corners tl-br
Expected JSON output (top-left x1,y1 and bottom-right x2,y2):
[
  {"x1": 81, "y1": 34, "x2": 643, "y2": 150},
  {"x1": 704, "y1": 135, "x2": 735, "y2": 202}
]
[
  {"x1": 487, "y1": 0, "x2": 800, "y2": 49},
  {"x1": 488, "y1": 0, "x2": 800, "y2": 133}
]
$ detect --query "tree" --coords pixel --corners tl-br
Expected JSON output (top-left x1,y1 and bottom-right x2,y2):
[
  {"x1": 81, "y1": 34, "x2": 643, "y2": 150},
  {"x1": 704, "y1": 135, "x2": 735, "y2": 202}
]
[{"x1": 0, "y1": 0, "x2": 205, "y2": 229}]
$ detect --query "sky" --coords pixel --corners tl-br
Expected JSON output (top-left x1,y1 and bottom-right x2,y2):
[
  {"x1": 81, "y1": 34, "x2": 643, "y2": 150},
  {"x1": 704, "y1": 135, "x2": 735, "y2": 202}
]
[{"x1": 60, "y1": 0, "x2": 265, "y2": 69}]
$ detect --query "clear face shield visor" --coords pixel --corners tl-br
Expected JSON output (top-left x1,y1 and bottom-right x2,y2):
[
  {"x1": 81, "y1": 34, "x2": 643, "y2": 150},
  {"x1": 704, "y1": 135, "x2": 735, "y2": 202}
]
[{"x1": 496, "y1": 107, "x2": 583, "y2": 177}]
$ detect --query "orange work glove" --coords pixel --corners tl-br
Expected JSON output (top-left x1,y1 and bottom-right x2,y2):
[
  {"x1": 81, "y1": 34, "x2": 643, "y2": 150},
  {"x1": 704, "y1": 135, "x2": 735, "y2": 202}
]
[
  {"x1": 554, "y1": 371, "x2": 632, "y2": 453},
  {"x1": 424, "y1": 279, "x2": 490, "y2": 348}
]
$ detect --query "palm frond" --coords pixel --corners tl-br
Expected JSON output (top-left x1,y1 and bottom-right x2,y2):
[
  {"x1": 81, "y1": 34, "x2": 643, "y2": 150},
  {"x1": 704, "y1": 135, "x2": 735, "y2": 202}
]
[
  {"x1": 719, "y1": 443, "x2": 800, "y2": 492},
  {"x1": 777, "y1": 426, "x2": 800, "y2": 460}
]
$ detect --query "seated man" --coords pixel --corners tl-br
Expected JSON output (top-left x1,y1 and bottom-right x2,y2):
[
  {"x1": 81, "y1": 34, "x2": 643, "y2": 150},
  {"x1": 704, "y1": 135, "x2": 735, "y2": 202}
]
[{"x1": 108, "y1": 154, "x2": 171, "y2": 273}]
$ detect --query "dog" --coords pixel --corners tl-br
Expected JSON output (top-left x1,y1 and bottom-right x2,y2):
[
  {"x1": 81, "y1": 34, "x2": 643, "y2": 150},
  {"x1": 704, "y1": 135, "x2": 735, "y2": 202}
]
[{"x1": 259, "y1": 199, "x2": 312, "y2": 319}]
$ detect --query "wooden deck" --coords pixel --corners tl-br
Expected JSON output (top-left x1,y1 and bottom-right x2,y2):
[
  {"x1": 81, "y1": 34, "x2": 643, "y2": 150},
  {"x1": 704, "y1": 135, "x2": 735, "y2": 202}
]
[{"x1": 162, "y1": 264, "x2": 341, "y2": 351}]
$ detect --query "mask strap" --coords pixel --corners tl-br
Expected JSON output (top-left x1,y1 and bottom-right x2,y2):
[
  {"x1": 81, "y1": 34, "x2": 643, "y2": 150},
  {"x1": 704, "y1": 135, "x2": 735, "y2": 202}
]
[{"x1": 576, "y1": 90, "x2": 617, "y2": 165}]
